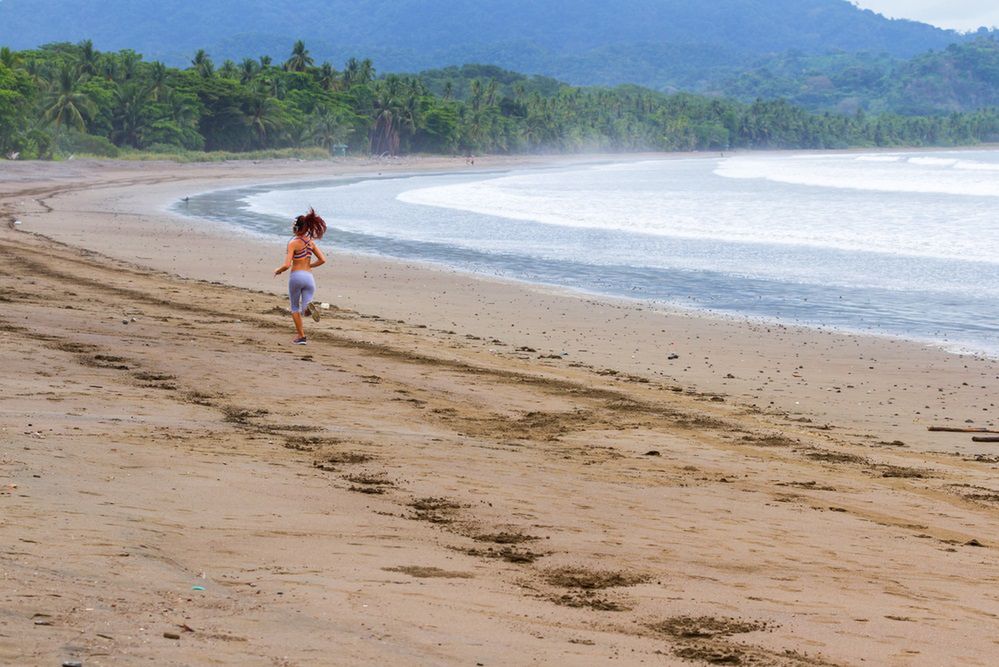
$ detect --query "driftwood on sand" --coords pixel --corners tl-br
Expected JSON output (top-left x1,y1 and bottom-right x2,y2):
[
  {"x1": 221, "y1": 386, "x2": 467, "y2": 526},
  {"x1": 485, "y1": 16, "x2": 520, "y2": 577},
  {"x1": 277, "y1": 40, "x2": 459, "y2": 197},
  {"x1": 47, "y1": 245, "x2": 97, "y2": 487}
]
[{"x1": 928, "y1": 426, "x2": 999, "y2": 434}]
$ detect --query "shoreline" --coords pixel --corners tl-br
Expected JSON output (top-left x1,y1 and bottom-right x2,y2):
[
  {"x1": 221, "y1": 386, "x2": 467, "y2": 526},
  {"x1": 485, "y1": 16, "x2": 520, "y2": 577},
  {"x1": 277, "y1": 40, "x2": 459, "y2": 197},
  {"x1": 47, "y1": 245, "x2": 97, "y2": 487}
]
[
  {"x1": 4, "y1": 154, "x2": 998, "y2": 451},
  {"x1": 176, "y1": 151, "x2": 999, "y2": 361},
  {"x1": 3, "y1": 154, "x2": 999, "y2": 665}
]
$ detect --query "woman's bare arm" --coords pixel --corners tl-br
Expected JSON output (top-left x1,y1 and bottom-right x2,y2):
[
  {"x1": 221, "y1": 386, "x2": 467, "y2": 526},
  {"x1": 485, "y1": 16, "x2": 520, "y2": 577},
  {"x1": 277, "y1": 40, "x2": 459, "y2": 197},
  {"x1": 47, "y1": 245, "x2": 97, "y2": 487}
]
[
  {"x1": 310, "y1": 244, "x2": 327, "y2": 269},
  {"x1": 274, "y1": 241, "x2": 296, "y2": 276}
]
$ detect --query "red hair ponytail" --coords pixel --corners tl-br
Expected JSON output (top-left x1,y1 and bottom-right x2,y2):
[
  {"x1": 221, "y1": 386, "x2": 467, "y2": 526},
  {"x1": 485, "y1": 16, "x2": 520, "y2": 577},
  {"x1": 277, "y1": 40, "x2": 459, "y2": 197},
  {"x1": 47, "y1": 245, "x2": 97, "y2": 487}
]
[{"x1": 294, "y1": 208, "x2": 327, "y2": 240}]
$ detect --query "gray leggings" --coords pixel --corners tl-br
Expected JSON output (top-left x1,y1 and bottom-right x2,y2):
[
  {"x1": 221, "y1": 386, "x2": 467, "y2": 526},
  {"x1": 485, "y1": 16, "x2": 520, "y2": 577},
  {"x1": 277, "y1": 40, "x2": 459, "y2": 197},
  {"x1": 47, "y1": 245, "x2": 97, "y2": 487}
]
[{"x1": 288, "y1": 271, "x2": 316, "y2": 313}]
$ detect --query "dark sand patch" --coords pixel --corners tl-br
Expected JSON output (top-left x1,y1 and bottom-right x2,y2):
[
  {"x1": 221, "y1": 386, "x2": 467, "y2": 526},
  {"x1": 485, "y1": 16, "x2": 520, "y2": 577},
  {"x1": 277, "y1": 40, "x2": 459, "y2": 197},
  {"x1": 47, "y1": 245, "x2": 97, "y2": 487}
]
[
  {"x1": 875, "y1": 464, "x2": 930, "y2": 479},
  {"x1": 803, "y1": 450, "x2": 867, "y2": 465},
  {"x1": 949, "y1": 484, "x2": 999, "y2": 504},
  {"x1": 283, "y1": 436, "x2": 344, "y2": 452},
  {"x1": 472, "y1": 532, "x2": 539, "y2": 545},
  {"x1": 221, "y1": 405, "x2": 269, "y2": 424},
  {"x1": 542, "y1": 566, "x2": 649, "y2": 590},
  {"x1": 408, "y1": 496, "x2": 463, "y2": 524},
  {"x1": 461, "y1": 546, "x2": 545, "y2": 564},
  {"x1": 777, "y1": 481, "x2": 838, "y2": 491},
  {"x1": 343, "y1": 473, "x2": 394, "y2": 487},
  {"x1": 313, "y1": 451, "x2": 373, "y2": 471},
  {"x1": 349, "y1": 485, "x2": 387, "y2": 495},
  {"x1": 550, "y1": 591, "x2": 630, "y2": 611},
  {"x1": 383, "y1": 566, "x2": 474, "y2": 579},
  {"x1": 742, "y1": 433, "x2": 799, "y2": 448}
]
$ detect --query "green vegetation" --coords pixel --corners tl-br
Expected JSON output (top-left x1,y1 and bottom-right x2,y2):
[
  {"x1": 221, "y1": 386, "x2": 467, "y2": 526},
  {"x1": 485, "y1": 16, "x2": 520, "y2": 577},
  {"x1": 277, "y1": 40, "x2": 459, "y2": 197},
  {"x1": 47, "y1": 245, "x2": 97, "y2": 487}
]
[
  {"x1": 0, "y1": 0, "x2": 969, "y2": 92},
  {"x1": 1, "y1": 41, "x2": 998, "y2": 161},
  {"x1": 720, "y1": 36, "x2": 999, "y2": 115}
]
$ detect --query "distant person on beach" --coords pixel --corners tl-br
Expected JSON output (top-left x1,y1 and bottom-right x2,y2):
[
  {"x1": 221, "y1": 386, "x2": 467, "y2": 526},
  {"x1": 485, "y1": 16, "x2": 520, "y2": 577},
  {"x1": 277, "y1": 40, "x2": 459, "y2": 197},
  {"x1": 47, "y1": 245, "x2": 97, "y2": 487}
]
[{"x1": 274, "y1": 208, "x2": 327, "y2": 345}]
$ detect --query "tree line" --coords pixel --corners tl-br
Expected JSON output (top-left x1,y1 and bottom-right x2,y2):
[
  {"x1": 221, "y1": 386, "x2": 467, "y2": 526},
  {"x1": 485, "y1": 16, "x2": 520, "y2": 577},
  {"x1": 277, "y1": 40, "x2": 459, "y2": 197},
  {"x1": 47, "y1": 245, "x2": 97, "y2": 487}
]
[
  {"x1": 2, "y1": 40, "x2": 999, "y2": 160},
  {"x1": 719, "y1": 36, "x2": 999, "y2": 115}
]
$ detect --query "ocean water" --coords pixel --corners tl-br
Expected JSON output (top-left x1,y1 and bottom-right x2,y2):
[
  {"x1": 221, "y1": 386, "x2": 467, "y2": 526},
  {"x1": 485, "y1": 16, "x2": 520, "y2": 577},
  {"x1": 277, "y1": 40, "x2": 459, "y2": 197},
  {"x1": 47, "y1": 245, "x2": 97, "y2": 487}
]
[{"x1": 179, "y1": 150, "x2": 999, "y2": 357}]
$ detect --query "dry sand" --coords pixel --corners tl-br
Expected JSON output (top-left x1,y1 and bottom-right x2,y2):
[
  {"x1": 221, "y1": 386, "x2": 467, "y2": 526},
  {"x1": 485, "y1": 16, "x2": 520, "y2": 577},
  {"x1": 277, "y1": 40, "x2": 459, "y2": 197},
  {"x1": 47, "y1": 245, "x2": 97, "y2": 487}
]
[{"x1": 1, "y1": 156, "x2": 998, "y2": 666}]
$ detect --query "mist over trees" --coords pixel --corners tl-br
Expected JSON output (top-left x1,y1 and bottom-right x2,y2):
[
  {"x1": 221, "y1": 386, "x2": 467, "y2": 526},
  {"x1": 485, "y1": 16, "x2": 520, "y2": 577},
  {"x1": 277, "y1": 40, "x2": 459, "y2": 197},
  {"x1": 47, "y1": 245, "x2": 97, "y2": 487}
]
[
  {"x1": 3, "y1": 0, "x2": 997, "y2": 162},
  {"x1": 2, "y1": 41, "x2": 998, "y2": 160}
]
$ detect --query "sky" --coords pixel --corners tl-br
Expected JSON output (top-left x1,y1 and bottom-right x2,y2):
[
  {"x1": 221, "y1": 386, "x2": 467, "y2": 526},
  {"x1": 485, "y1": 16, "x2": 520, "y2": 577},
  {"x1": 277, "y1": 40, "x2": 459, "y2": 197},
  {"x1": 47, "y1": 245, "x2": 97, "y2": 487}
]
[{"x1": 852, "y1": 1, "x2": 999, "y2": 31}]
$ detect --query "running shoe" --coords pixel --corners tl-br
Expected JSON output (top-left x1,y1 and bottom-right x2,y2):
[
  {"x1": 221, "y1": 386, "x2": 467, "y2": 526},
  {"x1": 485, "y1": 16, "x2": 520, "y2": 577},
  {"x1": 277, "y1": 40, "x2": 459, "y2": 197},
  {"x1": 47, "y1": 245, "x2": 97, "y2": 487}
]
[
  {"x1": 293, "y1": 336, "x2": 307, "y2": 345},
  {"x1": 305, "y1": 301, "x2": 321, "y2": 322}
]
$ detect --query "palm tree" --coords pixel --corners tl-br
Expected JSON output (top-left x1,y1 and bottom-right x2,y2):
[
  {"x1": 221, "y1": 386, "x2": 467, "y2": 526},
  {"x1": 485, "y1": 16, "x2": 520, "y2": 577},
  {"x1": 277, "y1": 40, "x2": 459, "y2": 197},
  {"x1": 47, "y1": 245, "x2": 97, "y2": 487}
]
[
  {"x1": 192, "y1": 50, "x2": 214, "y2": 78},
  {"x1": 259, "y1": 55, "x2": 272, "y2": 69},
  {"x1": 160, "y1": 88, "x2": 203, "y2": 149},
  {"x1": 1, "y1": 47, "x2": 19, "y2": 69},
  {"x1": 310, "y1": 108, "x2": 354, "y2": 151},
  {"x1": 98, "y1": 55, "x2": 121, "y2": 82},
  {"x1": 343, "y1": 57, "x2": 374, "y2": 87},
  {"x1": 239, "y1": 58, "x2": 260, "y2": 84},
  {"x1": 317, "y1": 62, "x2": 339, "y2": 91},
  {"x1": 469, "y1": 79, "x2": 483, "y2": 111},
  {"x1": 358, "y1": 59, "x2": 375, "y2": 84},
  {"x1": 521, "y1": 113, "x2": 546, "y2": 149},
  {"x1": 43, "y1": 65, "x2": 96, "y2": 132},
  {"x1": 284, "y1": 40, "x2": 313, "y2": 72},
  {"x1": 76, "y1": 39, "x2": 98, "y2": 76},
  {"x1": 258, "y1": 75, "x2": 287, "y2": 100},
  {"x1": 246, "y1": 93, "x2": 284, "y2": 146},
  {"x1": 218, "y1": 59, "x2": 239, "y2": 80},
  {"x1": 110, "y1": 82, "x2": 153, "y2": 147},
  {"x1": 406, "y1": 77, "x2": 428, "y2": 98},
  {"x1": 342, "y1": 58, "x2": 359, "y2": 87},
  {"x1": 118, "y1": 50, "x2": 140, "y2": 81},
  {"x1": 369, "y1": 77, "x2": 399, "y2": 154},
  {"x1": 20, "y1": 58, "x2": 48, "y2": 90},
  {"x1": 147, "y1": 61, "x2": 170, "y2": 101},
  {"x1": 369, "y1": 76, "x2": 416, "y2": 155},
  {"x1": 484, "y1": 79, "x2": 499, "y2": 107}
]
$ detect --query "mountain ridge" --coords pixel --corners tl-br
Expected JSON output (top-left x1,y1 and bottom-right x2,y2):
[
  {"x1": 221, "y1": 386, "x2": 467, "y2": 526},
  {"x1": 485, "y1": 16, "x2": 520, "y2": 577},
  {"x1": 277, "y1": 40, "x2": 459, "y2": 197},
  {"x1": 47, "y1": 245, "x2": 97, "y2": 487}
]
[{"x1": 0, "y1": 0, "x2": 970, "y2": 90}]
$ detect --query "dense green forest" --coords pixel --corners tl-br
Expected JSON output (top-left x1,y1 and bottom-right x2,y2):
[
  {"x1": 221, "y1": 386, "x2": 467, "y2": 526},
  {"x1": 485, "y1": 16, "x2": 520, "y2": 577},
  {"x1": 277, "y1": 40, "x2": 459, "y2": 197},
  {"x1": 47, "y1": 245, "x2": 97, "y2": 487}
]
[
  {"x1": 0, "y1": 0, "x2": 973, "y2": 91},
  {"x1": 719, "y1": 36, "x2": 999, "y2": 114},
  {"x1": 2, "y1": 41, "x2": 999, "y2": 160}
]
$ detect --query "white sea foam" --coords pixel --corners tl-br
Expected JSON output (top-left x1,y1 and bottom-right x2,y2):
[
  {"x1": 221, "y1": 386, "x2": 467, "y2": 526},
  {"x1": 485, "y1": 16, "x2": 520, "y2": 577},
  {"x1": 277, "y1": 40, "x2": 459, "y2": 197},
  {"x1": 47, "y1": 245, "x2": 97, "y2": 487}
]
[
  {"x1": 714, "y1": 153, "x2": 999, "y2": 198},
  {"x1": 397, "y1": 161, "x2": 999, "y2": 265},
  {"x1": 954, "y1": 159, "x2": 999, "y2": 172},
  {"x1": 908, "y1": 157, "x2": 959, "y2": 167},
  {"x1": 855, "y1": 155, "x2": 902, "y2": 162},
  {"x1": 589, "y1": 159, "x2": 678, "y2": 172}
]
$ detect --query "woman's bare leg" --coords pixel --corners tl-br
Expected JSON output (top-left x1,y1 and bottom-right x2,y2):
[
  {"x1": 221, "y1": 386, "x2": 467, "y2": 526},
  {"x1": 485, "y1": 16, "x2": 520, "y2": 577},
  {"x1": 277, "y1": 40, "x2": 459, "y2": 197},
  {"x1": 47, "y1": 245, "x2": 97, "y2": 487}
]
[{"x1": 292, "y1": 312, "x2": 305, "y2": 339}]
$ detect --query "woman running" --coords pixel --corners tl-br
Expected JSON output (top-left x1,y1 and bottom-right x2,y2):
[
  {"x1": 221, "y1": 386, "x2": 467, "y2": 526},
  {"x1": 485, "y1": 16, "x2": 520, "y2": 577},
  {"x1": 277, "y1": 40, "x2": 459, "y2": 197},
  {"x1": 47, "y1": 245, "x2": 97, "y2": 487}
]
[{"x1": 274, "y1": 208, "x2": 327, "y2": 345}]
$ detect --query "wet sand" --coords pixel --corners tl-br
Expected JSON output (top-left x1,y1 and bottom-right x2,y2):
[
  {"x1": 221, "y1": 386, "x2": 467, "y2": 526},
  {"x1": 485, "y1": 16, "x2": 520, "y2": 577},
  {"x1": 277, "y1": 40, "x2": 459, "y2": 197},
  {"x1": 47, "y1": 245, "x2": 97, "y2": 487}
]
[{"x1": 2, "y1": 157, "x2": 999, "y2": 666}]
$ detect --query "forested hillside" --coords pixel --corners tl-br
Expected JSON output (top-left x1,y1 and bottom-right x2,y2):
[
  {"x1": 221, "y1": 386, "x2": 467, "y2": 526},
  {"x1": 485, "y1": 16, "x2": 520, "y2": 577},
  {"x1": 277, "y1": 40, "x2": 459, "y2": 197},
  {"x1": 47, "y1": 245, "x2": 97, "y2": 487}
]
[
  {"x1": 719, "y1": 36, "x2": 999, "y2": 114},
  {"x1": 2, "y1": 41, "x2": 997, "y2": 161},
  {"x1": 0, "y1": 0, "x2": 968, "y2": 90}
]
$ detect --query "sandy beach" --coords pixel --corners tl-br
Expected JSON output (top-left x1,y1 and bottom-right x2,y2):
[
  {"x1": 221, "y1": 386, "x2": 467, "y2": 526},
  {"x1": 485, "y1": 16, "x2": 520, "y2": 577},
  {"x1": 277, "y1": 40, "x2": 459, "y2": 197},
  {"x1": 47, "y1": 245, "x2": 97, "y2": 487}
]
[{"x1": 2, "y1": 156, "x2": 999, "y2": 666}]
